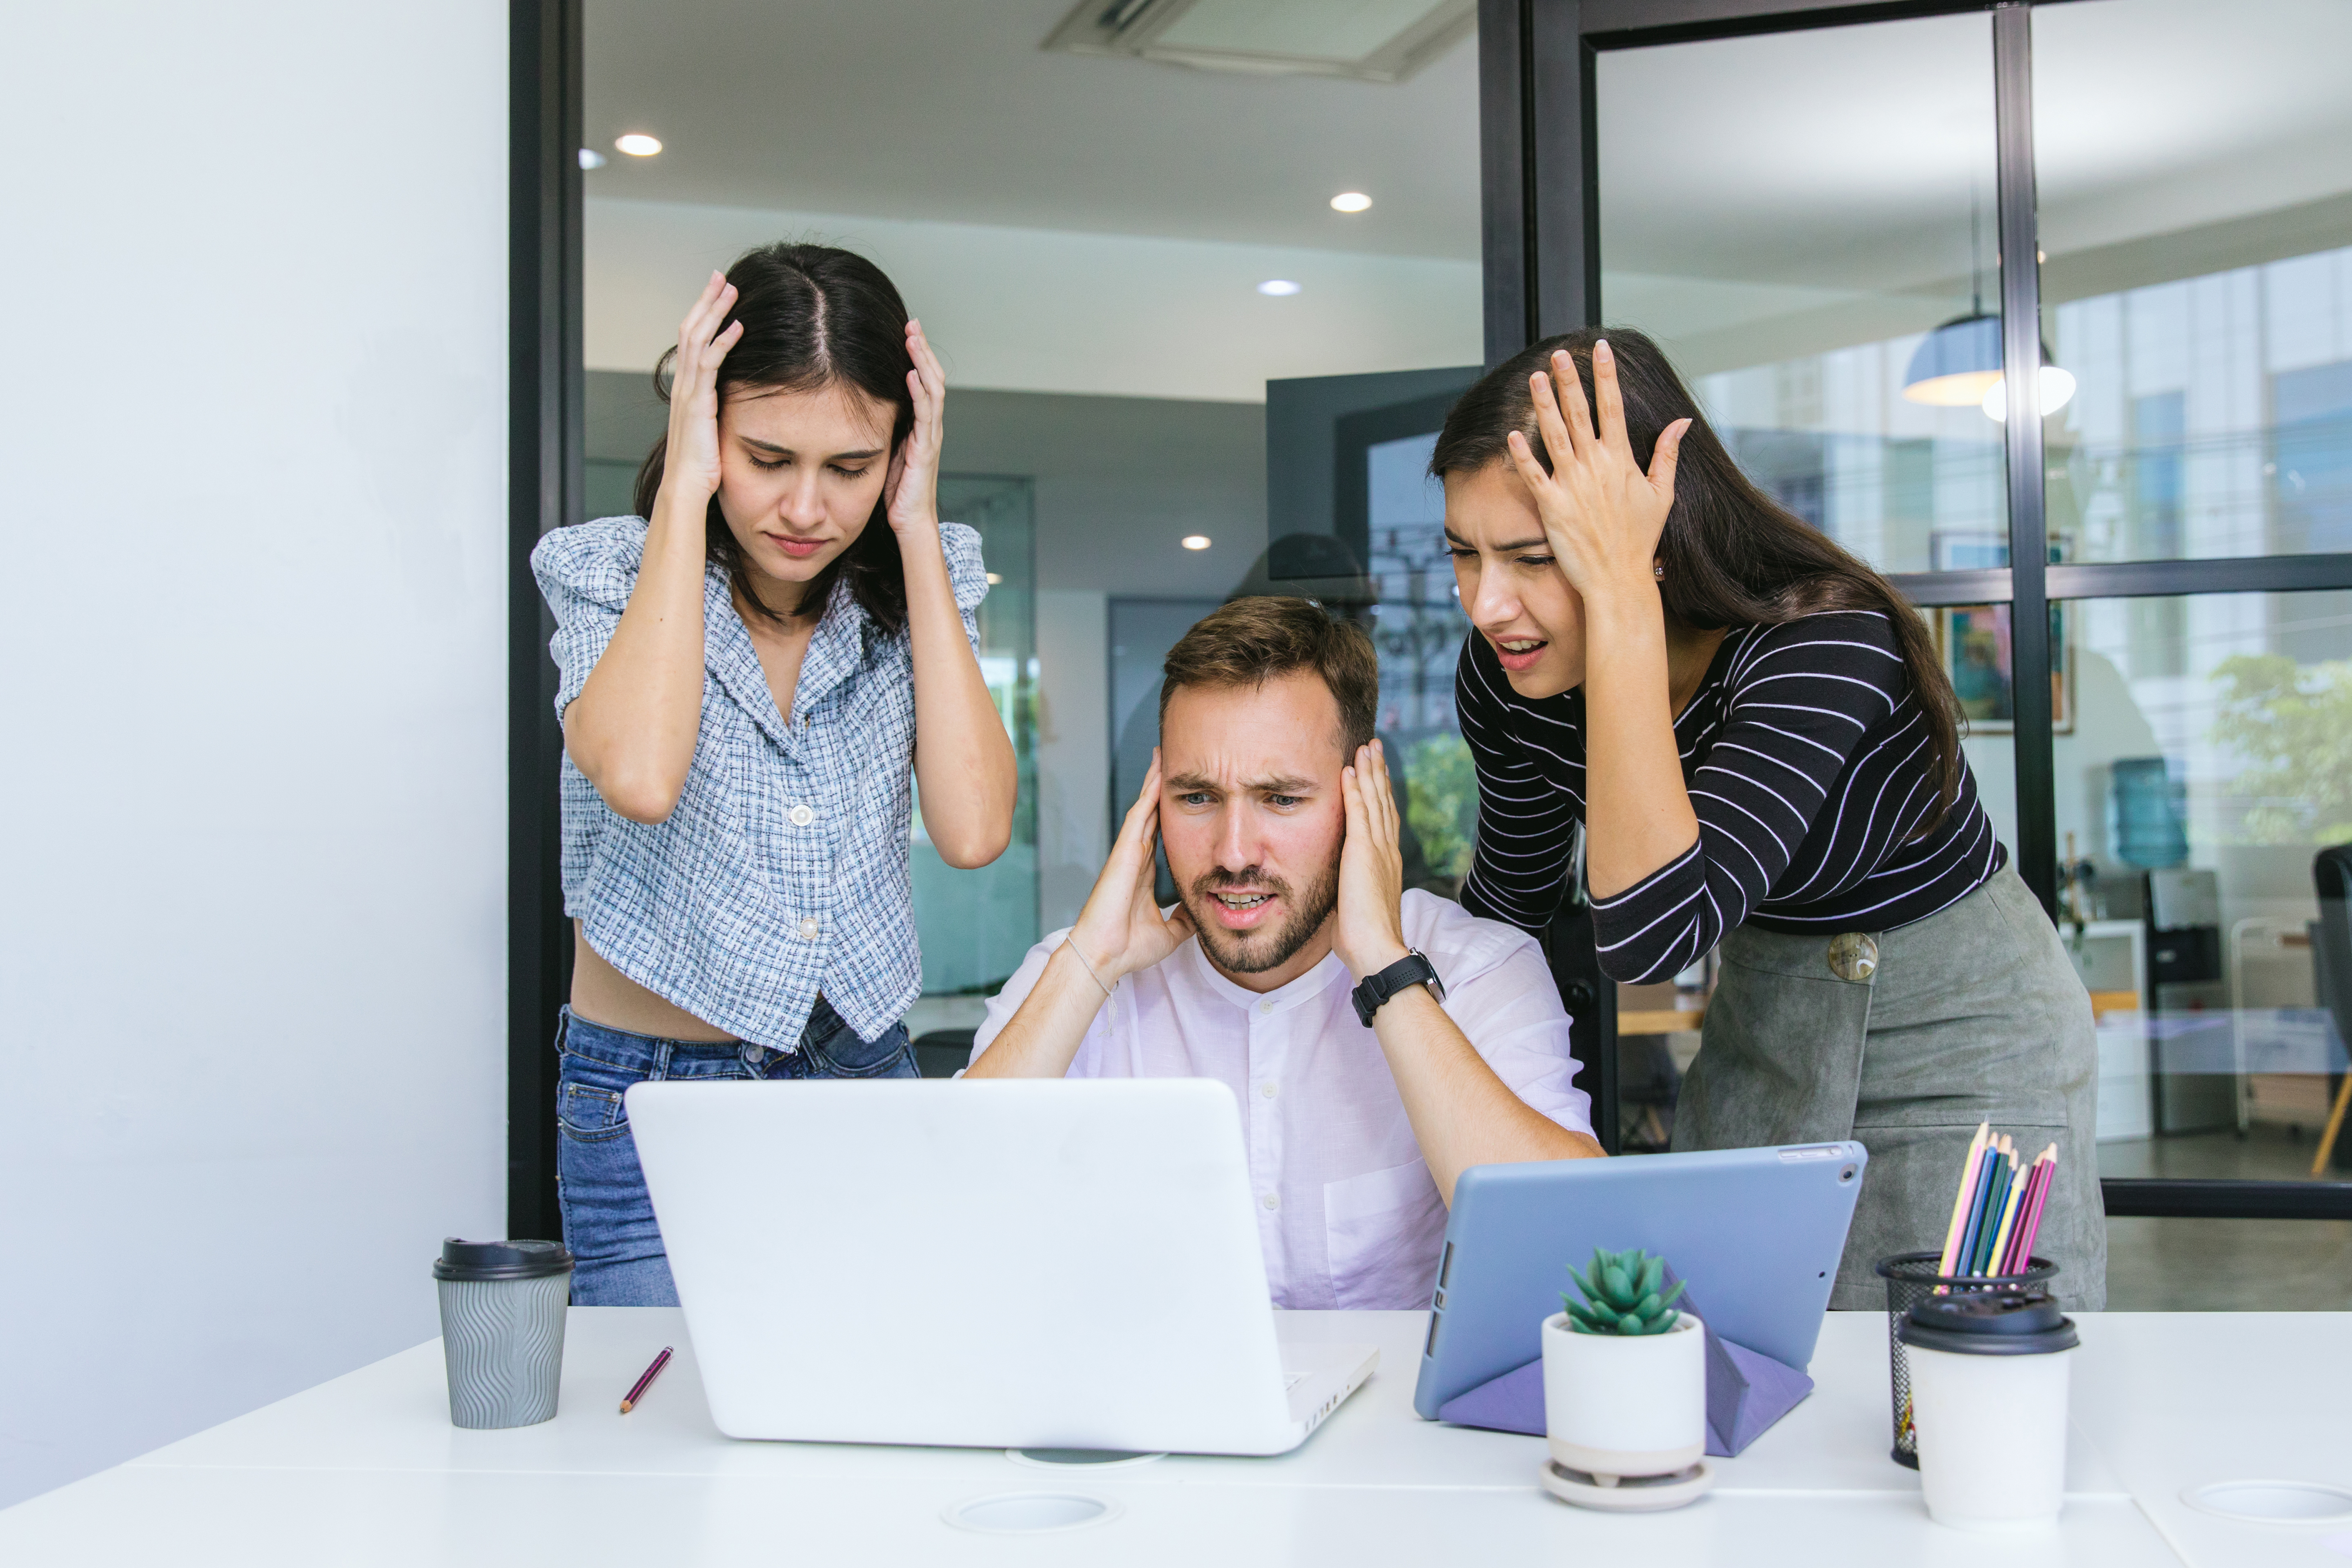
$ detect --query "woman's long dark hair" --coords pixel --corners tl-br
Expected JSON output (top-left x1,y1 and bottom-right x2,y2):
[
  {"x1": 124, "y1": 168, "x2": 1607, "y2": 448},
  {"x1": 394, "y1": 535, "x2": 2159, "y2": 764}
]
[
  {"x1": 1430, "y1": 327, "x2": 1965, "y2": 828},
  {"x1": 633, "y1": 242, "x2": 913, "y2": 633}
]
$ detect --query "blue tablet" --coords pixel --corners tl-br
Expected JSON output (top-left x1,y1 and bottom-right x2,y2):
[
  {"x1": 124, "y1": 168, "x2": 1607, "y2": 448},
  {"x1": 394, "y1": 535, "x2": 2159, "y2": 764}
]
[{"x1": 1411, "y1": 1143, "x2": 1867, "y2": 1420}]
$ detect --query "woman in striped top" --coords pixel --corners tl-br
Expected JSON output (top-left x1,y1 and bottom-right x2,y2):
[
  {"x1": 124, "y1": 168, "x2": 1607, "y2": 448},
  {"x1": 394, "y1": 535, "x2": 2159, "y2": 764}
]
[{"x1": 1433, "y1": 330, "x2": 2104, "y2": 1310}]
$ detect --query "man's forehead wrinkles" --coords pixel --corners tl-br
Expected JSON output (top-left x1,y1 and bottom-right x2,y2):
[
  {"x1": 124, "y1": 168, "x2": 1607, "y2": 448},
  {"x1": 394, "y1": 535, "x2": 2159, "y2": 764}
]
[{"x1": 1161, "y1": 758, "x2": 1324, "y2": 793}]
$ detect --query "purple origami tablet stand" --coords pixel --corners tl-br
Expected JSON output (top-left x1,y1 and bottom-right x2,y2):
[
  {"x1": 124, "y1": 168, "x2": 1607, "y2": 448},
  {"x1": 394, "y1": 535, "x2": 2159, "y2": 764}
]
[{"x1": 1434, "y1": 1272, "x2": 1813, "y2": 1457}]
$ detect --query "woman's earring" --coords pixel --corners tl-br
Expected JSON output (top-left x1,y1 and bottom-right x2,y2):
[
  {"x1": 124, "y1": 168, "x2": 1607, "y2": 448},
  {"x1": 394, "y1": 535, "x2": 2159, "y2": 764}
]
[{"x1": 1653, "y1": 562, "x2": 1665, "y2": 579}]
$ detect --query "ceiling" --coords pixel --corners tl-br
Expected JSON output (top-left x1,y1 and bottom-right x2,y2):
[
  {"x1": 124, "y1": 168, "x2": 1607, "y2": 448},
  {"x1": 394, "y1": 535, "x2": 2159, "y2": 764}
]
[
  {"x1": 582, "y1": 0, "x2": 1481, "y2": 261},
  {"x1": 582, "y1": 0, "x2": 2352, "y2": 390}
]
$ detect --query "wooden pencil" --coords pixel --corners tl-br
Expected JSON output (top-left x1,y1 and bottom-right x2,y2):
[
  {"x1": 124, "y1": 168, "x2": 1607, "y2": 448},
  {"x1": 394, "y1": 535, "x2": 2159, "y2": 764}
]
[
  {"x1": 1936, "y1": 1123, "x2": 1991, "y2": 1278},
  {"x1": 1971, "y1": 1148, "x2": 2017, "y2": 1275},
  {"x1": 1953, "y1": 1140, "x2": 2002, "y2": 1278},
  {"x1": 1999, "y1": 1155, "x2": 2050, "y2": 1274},
  {"x1": 1984, "y1": 1151, "x2": 2030, "y2": 1276},
  {"x1": 2008, "y1": 1144, "x2": 2060, "y2": 1270}
]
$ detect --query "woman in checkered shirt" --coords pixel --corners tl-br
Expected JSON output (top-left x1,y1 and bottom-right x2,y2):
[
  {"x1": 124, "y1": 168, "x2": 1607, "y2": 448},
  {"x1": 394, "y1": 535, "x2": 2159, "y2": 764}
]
[{"x1": 532, "y1": 245, "x2": 1016, "y2": 1304}]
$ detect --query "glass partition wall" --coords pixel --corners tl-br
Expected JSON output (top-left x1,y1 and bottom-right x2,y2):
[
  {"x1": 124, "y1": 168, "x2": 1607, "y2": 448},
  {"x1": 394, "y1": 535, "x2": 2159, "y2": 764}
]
[
  {"x1": 2032, "y1": 0, "x2": 2352, "y2": 1223},
  {"x1": 1553, "y1": 0, "x2": 2352, "y2": 1295},
  {"x1": 537, "y1": 1, "x2": 2352, "y2": 1291}
]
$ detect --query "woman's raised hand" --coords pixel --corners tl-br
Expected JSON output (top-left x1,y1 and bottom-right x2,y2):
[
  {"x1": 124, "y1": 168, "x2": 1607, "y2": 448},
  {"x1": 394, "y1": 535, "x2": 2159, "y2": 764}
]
[
  {"x1": 1066, "y1": 754, "x2": 1196, "y2": 987},
  {"x1": 884, "y1": 319, "x2": 946, "y2": 539},
  {"x1": 1504, "y1": 341, "x2": 1692, "y2": 600},
  {"x1": 661, "y1": 271, "x2": 744, "y2": 507}
]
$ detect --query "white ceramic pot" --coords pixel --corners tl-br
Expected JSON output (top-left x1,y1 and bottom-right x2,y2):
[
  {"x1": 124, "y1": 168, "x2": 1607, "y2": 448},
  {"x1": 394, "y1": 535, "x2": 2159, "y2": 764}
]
[{"x1": 1541, "y1": 1311, "x2": 1706, "y2": 1482}]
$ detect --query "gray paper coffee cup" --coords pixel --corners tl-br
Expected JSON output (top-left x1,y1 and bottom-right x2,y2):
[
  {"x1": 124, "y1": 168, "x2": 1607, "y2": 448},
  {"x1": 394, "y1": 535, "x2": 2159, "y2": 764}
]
[{"x1": 433, "y1": 1238, "x2": 574, "y2": 1429}]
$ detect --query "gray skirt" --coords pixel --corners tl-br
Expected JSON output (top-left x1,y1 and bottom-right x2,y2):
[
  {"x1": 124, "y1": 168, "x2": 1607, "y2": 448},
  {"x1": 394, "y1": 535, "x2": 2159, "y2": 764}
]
[{"x1": 1671, "y1": 861, "x2": 2107, "y2": 1311}]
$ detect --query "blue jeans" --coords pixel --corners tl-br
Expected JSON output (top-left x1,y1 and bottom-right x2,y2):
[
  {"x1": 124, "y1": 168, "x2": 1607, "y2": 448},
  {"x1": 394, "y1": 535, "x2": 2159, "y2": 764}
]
[{"x1": 555, "y1": 996, "x2": 915, "y2": 1305}]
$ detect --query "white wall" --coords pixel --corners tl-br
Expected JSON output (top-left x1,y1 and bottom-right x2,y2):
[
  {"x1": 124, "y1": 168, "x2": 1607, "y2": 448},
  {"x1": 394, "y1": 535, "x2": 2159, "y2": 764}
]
[
  {"x1": 586, "y1": 197, "x2": 1483, "y2": 402},
  {"x1": 0, "y1": 3, "x2": 509, "y2": 1507}
]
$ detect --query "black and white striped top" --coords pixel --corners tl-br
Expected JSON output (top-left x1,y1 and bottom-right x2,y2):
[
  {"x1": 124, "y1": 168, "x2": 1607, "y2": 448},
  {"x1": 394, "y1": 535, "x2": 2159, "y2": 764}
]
[{"x1": 1455, "y1": 611, "x2": 2005, "y2": 984}]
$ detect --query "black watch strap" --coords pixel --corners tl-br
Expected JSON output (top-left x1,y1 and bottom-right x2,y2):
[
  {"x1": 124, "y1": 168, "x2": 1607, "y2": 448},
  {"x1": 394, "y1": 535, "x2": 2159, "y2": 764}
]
[{"x1": 1351, "y1": 949, "x2": 1445, "y2": 1027}]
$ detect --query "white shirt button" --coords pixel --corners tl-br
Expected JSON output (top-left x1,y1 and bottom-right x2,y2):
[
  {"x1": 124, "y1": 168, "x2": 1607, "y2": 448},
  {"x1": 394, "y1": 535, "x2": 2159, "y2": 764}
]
[
  {"x1": 789, "y1": 804, "x2": 815, "y2": 828},
  {"x1": 1260, "y1": 1082, "x2": 1278, "y2": 1100},
  {"x1": 798, "y1": 918, "x2": 820, "y2": 940},
  {"x1": 1259, "y1": 1000, "x2": 1275, "y2": 1014},
  {"x1": 1261, "y1": 1193, "x2": 1280, "y2": 1211}
]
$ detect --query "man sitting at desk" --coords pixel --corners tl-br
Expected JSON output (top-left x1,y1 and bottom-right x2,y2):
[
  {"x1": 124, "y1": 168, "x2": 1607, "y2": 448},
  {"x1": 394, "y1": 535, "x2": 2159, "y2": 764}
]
[{"x1": 967, "y1": 596, "x2": 1601, "y2": 1308}]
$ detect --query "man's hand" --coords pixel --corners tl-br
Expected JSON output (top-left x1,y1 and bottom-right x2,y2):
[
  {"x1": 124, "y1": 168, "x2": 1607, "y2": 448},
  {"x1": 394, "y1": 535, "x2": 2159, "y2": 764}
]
[
  {"x1": 1343, "y1": 735, "x2": 1601, "y2": 1199},
  {"x1": 1334, "y1": 739, "x2": 1410, "y2": 979},
  {"x1": 962, "y1": 755, "x2": 1194, "y2": 1081},
  {"x1": 1066, "y1": 753, "x2": 1198, "y2": 986}
]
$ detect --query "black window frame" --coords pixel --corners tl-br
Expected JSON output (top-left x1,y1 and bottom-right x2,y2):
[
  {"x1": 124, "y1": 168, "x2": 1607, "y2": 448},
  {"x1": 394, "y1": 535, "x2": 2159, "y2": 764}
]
[
  {"x1": 1476, "y1": 0, "x2": 2352, "y2": 1216},
  {"x1": 508, "y1": 0, "x2": 582, "y2": 1242}
]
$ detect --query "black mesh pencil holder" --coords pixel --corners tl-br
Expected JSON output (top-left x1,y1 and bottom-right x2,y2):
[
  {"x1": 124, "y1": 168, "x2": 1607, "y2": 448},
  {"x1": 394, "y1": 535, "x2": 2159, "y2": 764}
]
[{"x1": 1873, "y1": 1251, "x2": 2060, "y2": 1468}]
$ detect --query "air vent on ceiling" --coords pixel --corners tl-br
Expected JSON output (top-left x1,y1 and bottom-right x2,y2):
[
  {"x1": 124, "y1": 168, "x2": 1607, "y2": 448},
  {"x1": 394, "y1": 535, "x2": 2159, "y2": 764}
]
[{"x1": 1043, "y1": 0, "x2": 1474, "y2": 84}]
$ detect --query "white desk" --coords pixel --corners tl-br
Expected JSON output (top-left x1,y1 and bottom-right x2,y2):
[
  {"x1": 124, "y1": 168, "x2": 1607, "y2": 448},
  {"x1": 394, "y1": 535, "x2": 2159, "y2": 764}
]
[{"x1": 2, "y1": 1309, "x2": 2344, "y2": 1566}]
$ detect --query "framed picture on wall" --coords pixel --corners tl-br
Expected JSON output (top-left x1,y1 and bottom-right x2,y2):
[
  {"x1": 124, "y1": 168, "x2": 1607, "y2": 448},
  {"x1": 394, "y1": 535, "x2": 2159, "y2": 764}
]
[{"x1": 1936, "y1": 603, "x2": 2073, "y2": 734}]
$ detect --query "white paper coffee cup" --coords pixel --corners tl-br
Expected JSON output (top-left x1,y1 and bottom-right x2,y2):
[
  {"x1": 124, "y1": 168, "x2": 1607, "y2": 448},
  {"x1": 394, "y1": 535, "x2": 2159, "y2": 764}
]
[{"x1": 1900, "y1": 1292, "x2": 2078, "y2": 1529}]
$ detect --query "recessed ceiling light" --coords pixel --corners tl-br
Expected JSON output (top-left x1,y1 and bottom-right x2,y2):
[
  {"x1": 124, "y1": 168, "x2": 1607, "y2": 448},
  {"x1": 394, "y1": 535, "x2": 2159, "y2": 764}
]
[
  {"x1": 1330, "y1": 191, "x2": 1372, "y2": 213},
  {"x1": 578, "y1": 148, "x2": 607, "y2": 170},
  {"x1": 615, "y1": 133, "x2": 663, "y2": 157},
  {"x1": 1257, "y1": 279, "x2": 1301, "y2": 296},
  {"x1": 1182, "y1": 535, "x2": 1212, "y2": 551}
]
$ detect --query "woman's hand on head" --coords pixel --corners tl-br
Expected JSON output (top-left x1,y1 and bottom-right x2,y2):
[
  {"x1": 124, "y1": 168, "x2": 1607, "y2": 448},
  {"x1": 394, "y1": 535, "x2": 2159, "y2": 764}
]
[
  {"x1": 1505, "y1": 341, "x2": 1692, "y2": 603},
  {"x1": 884, "y1": 319, "x2": 945, "y2": 540},
  {"x1": 660, "y1": 271, "x2": 744, "y2": 509}
]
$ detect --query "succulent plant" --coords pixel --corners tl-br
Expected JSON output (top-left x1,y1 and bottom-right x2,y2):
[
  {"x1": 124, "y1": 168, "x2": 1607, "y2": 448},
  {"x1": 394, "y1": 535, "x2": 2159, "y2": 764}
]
[{"x1": 1563, "y1": 1247, "x2": 1686, "y2": 1336}]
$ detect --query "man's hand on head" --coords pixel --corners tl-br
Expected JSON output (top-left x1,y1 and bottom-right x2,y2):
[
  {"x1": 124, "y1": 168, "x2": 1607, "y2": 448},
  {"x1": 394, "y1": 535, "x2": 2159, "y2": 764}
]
[
  {"x1": 1069, "y1": 751, "x2": 1198, "y2": 985},
  {"x1": 1334, "y1": 739, "x2": 1411, "y2": 980}
]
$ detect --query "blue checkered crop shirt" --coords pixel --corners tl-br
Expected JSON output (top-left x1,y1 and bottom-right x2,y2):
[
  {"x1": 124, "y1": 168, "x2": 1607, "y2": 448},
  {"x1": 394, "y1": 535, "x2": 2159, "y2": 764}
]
[{"x1": 532, "y1": 516, "x2": 988, "y2": 1049}]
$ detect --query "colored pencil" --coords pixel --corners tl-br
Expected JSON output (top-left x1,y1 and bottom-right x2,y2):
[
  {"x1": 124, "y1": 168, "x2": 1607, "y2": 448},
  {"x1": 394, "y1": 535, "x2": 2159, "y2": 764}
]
[
  {"x1": 1982, "y1": 1139, "x2": 2022, "y2": 1274},
  {"x1": 2000, "y1": 1156, "x2": 2050, "y2": 1274},
  {"x1": 1953, "y1": 1140, "x2": 2002, "y2": 1279},
  {"x1": 1980, "y1": 1139, "x2": 2019, "y2": 1273},
  {"x1": 1970, "y1": 1149, "x2": 2016, "y2": 1275},
  {"x1": 2013, "y1": 1150, "x2": 2056, "y2": 1273},
  {"x1": 2008, "y1": 1145, "x2": 2059, "y2": 1272},
  {"x1": 619, "y1": 1346, "x2": 673, "y2": 1414},
  {"x1": 1984, "y1": 1152, "x2": 2029, "y2": 1276},
  {"x1": 1947, "y1": 1147, "x2": 1985, "y2": 1279},
  {"x1": 1936, "y1": 1123, "x2": 1991, "y2": 1278}
]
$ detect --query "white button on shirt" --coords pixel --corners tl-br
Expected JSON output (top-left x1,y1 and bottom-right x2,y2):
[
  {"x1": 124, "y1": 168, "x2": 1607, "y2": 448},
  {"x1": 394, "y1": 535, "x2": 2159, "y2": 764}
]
[{"x1": 971, "y1": 890, "x2": 1592, "y2": 1309}]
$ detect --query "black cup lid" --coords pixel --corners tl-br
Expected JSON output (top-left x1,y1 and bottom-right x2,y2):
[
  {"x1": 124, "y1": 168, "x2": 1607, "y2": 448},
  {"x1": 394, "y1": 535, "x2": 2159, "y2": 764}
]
[
  {"x1": 1900, "y1": 1290, "x2": 2078, "y2": 1355},
  {"x1": 433, "y1": 1237, "x2": 574, "y2": 1281}
]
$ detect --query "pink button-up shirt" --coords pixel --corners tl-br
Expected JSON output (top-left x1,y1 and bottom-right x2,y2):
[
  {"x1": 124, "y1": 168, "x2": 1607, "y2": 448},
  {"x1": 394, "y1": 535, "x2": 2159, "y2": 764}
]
[{"x1": 970, "y1": 891, "x2": 1592, "y2": 1309}]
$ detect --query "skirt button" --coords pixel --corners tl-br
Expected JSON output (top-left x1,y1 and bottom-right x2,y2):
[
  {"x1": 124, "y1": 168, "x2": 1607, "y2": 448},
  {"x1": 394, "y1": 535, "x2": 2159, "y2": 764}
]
[{"x1": 1827, "y1": 932, "x2": 1879, "y2": 982}]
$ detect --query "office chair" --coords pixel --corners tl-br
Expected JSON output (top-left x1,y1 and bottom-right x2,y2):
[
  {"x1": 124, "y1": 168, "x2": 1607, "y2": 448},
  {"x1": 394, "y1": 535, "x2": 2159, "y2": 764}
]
[{"x1": 913, "y1": 1029, "x2": 976, "y2": 1080}]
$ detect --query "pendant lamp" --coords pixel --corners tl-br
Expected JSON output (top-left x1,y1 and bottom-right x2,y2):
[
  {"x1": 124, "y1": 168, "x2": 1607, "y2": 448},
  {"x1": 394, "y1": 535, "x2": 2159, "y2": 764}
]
[{"x1": 1901, "y1": 312, "x2": 2076, "y2": 422}]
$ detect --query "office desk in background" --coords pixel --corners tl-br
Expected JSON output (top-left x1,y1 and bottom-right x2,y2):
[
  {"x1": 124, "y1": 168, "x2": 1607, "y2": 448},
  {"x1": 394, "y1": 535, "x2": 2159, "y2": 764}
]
[{"x1": 1, "y1": 1308, "x2": 2343, "y2": 1566}]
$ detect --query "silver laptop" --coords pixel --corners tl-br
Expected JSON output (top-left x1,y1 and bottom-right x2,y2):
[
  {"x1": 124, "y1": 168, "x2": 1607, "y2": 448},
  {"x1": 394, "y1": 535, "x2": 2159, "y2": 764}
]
[{"x1": 626, "y1": 1076, "x2": 1378, "y2": 1455}]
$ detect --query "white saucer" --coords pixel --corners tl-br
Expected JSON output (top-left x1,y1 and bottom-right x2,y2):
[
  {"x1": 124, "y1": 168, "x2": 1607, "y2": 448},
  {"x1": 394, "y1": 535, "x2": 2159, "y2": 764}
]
[{"x1": 1539, "y1": 1458, "x2": 1714, "y2": 1513}]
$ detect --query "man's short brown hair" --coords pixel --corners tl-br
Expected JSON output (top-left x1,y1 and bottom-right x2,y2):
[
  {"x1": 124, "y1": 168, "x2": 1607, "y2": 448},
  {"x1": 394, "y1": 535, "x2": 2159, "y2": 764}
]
[{"x1": 1159, "y1": 596, "x2": 1379, "y2": 757}]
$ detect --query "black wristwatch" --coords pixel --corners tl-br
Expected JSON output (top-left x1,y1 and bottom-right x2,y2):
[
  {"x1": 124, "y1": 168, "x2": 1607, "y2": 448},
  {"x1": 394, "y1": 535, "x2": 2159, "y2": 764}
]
[{"x1": 1351, "y1": 949, "x2": 1446, "y2": 1027}]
